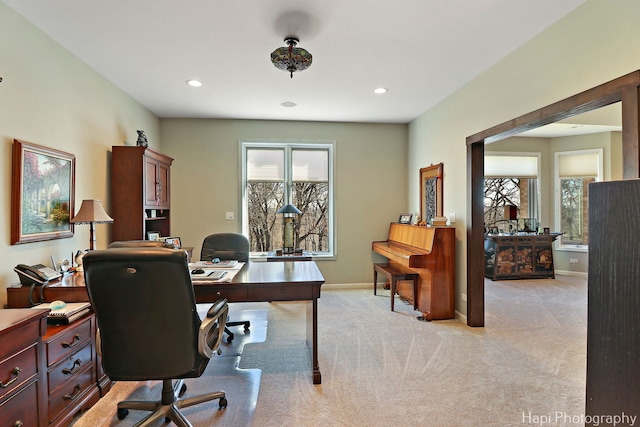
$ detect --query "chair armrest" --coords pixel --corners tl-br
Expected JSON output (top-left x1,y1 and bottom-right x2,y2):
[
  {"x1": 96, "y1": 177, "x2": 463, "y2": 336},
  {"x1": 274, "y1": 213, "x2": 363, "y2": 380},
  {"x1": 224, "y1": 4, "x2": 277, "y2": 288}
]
[{"x1": 198, "y1": 299, "x2": 228, "y2": 358}]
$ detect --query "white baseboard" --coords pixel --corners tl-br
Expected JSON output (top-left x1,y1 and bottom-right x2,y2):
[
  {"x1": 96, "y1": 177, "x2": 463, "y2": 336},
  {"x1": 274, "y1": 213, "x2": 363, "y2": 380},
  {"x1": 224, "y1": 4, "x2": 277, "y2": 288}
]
[
  {"x1": 322, "y1": 282, "x2": 369, "y2": 290},
  {"x1": 455, "y1": 310, "x2": 467, "y2": 324},
  {"x1": 555, "y1": 270, "x2": 588, "y2": 278}
]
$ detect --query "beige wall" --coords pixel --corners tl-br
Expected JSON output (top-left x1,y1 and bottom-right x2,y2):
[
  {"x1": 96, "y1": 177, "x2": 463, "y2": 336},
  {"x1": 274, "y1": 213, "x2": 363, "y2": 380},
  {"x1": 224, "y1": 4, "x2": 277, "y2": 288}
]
[
  {"x1": 0, "y1": 2, "x2": 159, "y2": 308},
  {"x1": 408, "y1": 0, "x2": 640, "y2": 319},
  {"x1": 160, "y1": 119, "x2": 408, "y2": 285}
]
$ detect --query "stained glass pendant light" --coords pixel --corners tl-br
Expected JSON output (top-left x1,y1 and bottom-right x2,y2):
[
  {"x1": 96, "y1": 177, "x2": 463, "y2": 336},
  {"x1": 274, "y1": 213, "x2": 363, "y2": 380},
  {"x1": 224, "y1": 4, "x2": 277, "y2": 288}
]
[{"x1": 270, "y1": 37, "x2": 312, "y2": 78}]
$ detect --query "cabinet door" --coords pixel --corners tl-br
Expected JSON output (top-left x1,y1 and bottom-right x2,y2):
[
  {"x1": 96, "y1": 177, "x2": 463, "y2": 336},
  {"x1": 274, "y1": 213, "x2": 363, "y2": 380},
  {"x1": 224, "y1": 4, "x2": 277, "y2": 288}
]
[
  {"x1": 144, "y1": 157, "x2": 160, "y2": 206},
  {"x1": 156, "y1": 161, "x2": 170, "y2": 208}
]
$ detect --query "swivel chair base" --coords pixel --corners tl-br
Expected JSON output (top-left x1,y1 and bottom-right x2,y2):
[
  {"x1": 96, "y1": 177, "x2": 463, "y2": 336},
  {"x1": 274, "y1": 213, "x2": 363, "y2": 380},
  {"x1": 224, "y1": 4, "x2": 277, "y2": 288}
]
[
  {"x1": 116, "y1": 378, "x2": 227, "y2": 427},
  {"x1": 224, "y1": 320, "x2": 251, "y2": 343}
]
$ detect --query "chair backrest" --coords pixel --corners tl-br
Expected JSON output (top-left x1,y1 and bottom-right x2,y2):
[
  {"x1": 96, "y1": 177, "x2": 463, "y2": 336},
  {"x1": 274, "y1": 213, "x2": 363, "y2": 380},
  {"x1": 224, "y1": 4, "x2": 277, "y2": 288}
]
[
  {"x1": 83, "y1": 247, "x2": 209, "y2": 381},
  {"x1": 201, "y1": 233, "x2": 249, "y2": 262}
]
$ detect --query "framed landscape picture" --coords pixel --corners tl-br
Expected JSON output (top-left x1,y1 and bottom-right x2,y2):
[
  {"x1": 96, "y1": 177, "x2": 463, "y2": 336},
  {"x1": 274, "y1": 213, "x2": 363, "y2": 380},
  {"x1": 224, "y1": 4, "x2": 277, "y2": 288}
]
[
  {"x1": 11, "y1": 139, "x2": 75, "y2": 244},
  {"x1": 419, "y1": 163, "x2": 443, "y2": 226}
]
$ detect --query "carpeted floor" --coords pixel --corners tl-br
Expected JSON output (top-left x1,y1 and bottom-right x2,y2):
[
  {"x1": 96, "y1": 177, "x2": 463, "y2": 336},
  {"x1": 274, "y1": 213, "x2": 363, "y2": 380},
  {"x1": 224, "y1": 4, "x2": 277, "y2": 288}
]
[{"x1": 72, "y1": 275, "x2": 588, "y2": 426}]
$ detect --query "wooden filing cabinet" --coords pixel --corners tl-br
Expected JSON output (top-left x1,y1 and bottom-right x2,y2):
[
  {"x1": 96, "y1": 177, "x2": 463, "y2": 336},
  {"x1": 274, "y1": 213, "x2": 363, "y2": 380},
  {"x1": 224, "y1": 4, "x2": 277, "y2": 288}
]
[
  {"x1": 0, "y1": 309, "x2": 48, "y2": 427},
  {"x1": 43, "y1": 314, "x2": 100, "y2": 427},
  {"x1": 0, "y1": 310, "x2": 103, "y2": 427}
]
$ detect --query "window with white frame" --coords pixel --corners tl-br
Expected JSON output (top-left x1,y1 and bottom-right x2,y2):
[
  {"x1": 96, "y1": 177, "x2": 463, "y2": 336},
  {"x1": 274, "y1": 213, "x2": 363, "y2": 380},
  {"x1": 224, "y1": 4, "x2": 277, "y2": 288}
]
[
  {"x1": 484, "y1": 153, "x2": 540, "y2": 228},
  {"x1": 241, "y1": 141, "x2": 334, "y2": 257},
  {"x1": 554, "y1": 149, "x2": 603, "y2": 249}
]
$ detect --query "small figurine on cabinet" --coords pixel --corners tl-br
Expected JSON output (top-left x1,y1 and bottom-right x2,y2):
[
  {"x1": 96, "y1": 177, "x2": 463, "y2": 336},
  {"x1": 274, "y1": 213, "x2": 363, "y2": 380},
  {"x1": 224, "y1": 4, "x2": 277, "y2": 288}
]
[{"x1": 136, "y1": 130, "x2": 149, "y2": 147}]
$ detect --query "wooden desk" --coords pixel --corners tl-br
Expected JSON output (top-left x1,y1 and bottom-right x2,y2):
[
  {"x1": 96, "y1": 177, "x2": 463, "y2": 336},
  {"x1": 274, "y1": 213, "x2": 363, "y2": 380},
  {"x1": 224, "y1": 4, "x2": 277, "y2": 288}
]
[
  {"x1": 192, "y1": 261, "x2": 325, "y2": 384},
  {"x1": 7, "y1": 261, "x2": 326, "y2": 384}
]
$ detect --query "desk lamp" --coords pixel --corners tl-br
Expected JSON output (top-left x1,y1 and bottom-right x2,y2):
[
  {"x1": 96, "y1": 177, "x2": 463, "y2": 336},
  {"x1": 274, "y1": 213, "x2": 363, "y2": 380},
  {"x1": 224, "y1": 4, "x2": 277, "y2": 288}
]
[
  {"x1": 70, "y1": 199, "x2": 114, "y2": 251},
  {"x1": 277, "y1": 203, "x2": 301, "y2": 254}
]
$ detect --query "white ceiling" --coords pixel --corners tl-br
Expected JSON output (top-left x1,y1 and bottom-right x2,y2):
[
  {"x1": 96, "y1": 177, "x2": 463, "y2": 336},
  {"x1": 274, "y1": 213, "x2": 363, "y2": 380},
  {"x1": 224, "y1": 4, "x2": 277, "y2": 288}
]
[{"x1": 5, "y1": 0, "x2": 587, "y2": 124}]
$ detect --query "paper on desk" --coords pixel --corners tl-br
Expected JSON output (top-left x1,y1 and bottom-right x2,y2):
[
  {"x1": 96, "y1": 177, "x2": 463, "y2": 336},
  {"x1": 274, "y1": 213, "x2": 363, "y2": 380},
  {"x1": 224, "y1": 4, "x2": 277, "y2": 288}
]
[
  {"x1": 191, "y1": 260, "x2": 240, "y2": 269},
  {"x1": 190, "y1": 261, "x2": 244, "y2": 270},
  {"x1": 190, "y1": 268, "x2": 240, "y2": 283}
]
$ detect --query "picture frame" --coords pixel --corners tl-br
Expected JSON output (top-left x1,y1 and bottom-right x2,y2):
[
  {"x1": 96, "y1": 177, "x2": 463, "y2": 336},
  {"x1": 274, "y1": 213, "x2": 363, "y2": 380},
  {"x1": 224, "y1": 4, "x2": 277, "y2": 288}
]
[
  {"x1": 419, "y1": 163, "x2": 443, "y2": 226},
  {"x1": 398, "y1": 213, "x2": 413, "y2": 224},
  {"x1": 147, "y1": 231, "x2": 160, "y2": 241},
  {"x1": 11, "y1": 139, "x2": 75, "y2": 244},
  {"x1": 164, "y1": 236, "x2": 182, "y2": 248}
]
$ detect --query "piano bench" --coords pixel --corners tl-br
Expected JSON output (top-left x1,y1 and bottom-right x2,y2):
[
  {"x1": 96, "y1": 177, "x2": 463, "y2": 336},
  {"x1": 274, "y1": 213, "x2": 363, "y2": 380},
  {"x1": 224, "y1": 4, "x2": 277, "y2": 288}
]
[{"x1": 373, "y1": 263, "x2": 419, "y2": 311}]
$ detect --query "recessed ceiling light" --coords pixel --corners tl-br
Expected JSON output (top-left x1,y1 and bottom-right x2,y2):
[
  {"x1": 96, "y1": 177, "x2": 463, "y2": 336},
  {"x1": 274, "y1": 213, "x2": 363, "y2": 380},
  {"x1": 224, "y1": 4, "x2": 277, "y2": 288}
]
[
  {"x1": 374, "y1": 87, "x2": 388, "y2": 94},
  {"x1": 186, "y1": 79, "x2": 202, "y2": 87},
  {"x1": 281, "y1": 101, "x2": 297, "y2": 108}
]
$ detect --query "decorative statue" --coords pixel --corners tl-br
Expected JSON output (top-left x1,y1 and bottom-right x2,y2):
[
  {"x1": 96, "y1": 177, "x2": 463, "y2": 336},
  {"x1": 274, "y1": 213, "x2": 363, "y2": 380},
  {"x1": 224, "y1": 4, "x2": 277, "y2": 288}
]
[{"x1": 136, "y1": 130, "x2": 149, "y2": 147}]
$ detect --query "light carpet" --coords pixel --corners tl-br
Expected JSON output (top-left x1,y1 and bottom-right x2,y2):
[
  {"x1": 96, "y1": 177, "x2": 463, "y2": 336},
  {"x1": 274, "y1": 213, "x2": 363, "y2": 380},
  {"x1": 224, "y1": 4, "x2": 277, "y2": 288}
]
[{"x1": 72, "y1": 275, "x2": 588, "y2": 426}]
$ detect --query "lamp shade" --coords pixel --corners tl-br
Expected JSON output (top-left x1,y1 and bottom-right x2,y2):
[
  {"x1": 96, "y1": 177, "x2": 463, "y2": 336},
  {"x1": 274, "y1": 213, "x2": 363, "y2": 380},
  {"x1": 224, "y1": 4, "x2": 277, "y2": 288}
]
[
  {"x1": 70, "y1": 199, "x2": 114, "y2": 224},
  {"x1": 277, "y1": 204, "x2": 301, "y2": 215}
]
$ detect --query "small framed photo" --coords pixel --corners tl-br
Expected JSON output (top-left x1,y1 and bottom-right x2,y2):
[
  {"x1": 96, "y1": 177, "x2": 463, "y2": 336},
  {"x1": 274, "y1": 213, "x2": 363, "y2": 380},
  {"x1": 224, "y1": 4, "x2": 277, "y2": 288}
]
[
  {"x1": 165, "y1": 236, "x2": 182, "y2": 248},
  {"x1": 398, "y1": 213, "x2": 413, "y2": 224},
  {"x1": 147, "y1": 231, "x2": 160, "y2": 241}
]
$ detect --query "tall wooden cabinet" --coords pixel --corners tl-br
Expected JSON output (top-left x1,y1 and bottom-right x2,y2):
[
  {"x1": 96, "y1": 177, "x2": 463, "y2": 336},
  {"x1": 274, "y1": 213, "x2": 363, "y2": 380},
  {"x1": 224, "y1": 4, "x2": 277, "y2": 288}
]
[{"x1": 111, "y1": 146, "x2": 174, "y2": 242}]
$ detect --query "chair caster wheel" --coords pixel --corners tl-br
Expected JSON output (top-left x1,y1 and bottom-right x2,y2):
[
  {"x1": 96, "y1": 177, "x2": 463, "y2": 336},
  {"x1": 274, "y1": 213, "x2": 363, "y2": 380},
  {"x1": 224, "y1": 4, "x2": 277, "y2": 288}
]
[
  {"x1": 226, "y1": 334, "x2": 234, "y2": 343},
  {"x1": 179, "y1": 383, "x2": 187, "y2": 396},
  {"x1": 219, "y1": 397, "x2": 228, "y2": 409},
  {"x1": 165, "y1": 416, "x2": 171, "y2": 423},
  {"x1": 117, "y1": 408, "x2": 129, "y2": 420}
]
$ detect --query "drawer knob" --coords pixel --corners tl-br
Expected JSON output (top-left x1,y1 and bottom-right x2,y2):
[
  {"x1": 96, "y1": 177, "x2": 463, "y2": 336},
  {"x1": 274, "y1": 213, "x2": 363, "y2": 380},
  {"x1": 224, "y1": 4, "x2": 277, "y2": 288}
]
[
  {"x1": 0, "y1": 367, "x2": 21, "y2": 388},
  {"x1": 14, "y1": 421, "x2": 23, "y2": 427},
  {"x1": 62, "y1": 334, "x2": 81, "y2": 348}
]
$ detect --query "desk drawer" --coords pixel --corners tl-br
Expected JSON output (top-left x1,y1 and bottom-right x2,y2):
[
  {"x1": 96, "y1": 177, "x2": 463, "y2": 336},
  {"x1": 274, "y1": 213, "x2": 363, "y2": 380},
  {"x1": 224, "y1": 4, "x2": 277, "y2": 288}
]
[
  {"x1": 48, "y1": 364, "x2": 94, "y2": 423},
  {"x1": 194, "y1": 286, "x2": 248, "y2": 303},
  {"x1": 248, "y1": 285, "x2": 314, "y2": 301},
  {"x1": 48, "y1": 343, "x2": 93, "y2": 394},
  {"x1": 0, "y1": 379, "x2": 40, "y2": 427},
  {"x1": 46, "y1": 319, "x2": 92, "y2": 367},
  {"x1": 0, "y1": 345, "x2": 38, "y2": 401}
]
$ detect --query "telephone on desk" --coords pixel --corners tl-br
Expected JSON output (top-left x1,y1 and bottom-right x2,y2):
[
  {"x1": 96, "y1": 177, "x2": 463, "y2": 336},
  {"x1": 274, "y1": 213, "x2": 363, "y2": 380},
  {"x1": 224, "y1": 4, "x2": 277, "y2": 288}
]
[{"x1": 14, "y1": 263, "x2": 61, "y2": 286}]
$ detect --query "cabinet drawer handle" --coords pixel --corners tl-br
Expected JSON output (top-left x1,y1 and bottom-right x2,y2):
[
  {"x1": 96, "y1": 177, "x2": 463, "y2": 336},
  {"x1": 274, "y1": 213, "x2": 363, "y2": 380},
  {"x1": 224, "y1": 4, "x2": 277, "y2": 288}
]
[
  {"x1": 62, "y1": 359, "x2": 82, "y2": 375},
  {"x1": 14, "y1": 421, "x2": 23, "y2": 427},
  {"x1": 63, "y1": 384, "x2": 83, "y2": 401},
  {"x1": 0, "y1": 367, "x2": 21, "y2": 388},
  {"x1": 62, "y1": 334, "x2": 81, "y2": 348}
]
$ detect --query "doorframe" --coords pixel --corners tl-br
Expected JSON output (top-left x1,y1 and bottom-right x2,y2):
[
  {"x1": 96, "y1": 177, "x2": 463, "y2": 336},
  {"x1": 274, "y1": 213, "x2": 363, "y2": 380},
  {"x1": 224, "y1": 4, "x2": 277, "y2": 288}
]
[{"x1": 465, "y1": 70, "x2": 640, "y2": 327}]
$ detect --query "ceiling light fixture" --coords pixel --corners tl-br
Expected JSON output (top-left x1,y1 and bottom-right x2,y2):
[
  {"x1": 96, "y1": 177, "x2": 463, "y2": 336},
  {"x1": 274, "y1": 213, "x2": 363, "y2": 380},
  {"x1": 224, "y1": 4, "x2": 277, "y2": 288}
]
[
  {"x1": 374, "y1": 87, "x2": 388, "y2": 94},
  {"x1": 281, "y1": 101, "x2": 297, "y2": 108},
  {"x1": 186, "y1": 79, "x2": 202, "y2": 87},
  {"x1": 271, "y1": 36, "x2": 312, "y2": 78}
]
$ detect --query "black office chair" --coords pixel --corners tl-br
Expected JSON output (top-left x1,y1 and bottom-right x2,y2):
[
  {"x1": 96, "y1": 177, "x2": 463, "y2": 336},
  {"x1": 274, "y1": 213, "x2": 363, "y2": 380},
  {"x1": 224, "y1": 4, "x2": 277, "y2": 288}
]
[
  {"x1": 201, "y1": 233, "x2": 251, "y2": 342},
  {"x1": 83, "y1": 247, "x2": 229, "y2": 427}
]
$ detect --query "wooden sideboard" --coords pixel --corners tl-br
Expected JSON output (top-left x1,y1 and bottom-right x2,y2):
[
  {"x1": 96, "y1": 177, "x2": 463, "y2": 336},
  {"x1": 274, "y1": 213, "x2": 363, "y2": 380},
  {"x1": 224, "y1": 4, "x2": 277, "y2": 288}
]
[
  {"x1": 483, "y1": 233, "x2": 560, "y2": 280},
  {"x1": 1, "y1": 307, "x2": 109, "y2": 426}
]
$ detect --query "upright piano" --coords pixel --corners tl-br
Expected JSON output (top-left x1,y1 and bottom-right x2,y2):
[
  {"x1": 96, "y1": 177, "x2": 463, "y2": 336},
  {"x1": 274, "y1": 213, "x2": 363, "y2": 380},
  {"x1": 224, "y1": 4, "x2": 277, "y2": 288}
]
[{"x1": 372, "y1": 223, "x2": 456, "y2": 320}]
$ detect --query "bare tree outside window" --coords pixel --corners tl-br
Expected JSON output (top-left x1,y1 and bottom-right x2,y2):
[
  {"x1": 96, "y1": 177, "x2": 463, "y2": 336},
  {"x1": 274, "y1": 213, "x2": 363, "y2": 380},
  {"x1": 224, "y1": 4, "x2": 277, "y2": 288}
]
[
  {"x1": 484, "y1": 178, "x2": 521, "y2": 226},
  {"x1": 560, "y1": 177, "x2": 593, "y2": 245},
  {"x1": 244, "y1": 144, "x2": 332, "y2": 255}
]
